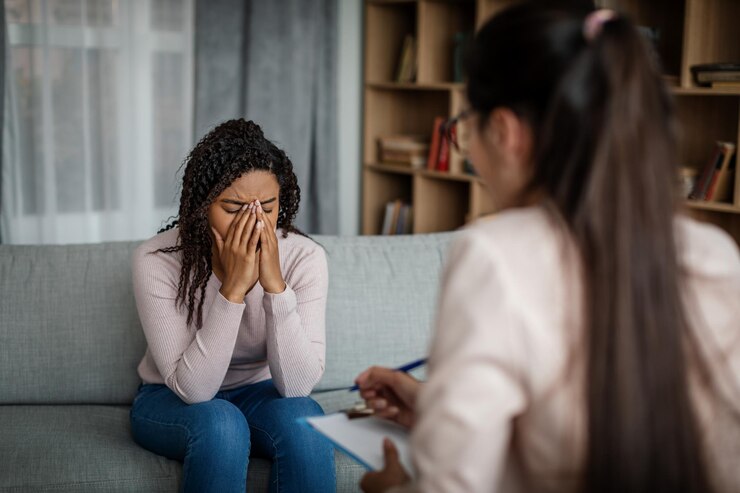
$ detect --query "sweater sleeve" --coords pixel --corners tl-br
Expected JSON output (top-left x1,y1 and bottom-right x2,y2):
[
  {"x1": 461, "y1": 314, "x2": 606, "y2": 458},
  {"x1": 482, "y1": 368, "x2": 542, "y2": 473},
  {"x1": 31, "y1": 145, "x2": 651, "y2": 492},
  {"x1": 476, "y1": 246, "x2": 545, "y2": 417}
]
[
  {"x1": 132, "y1": 245, "x2": 247, "y2": 404},
  {"x1": 262, "y1": 244, "x2": 328, "y2": 397},
  {"x1": 390, "y1": 231, "x2": 529, "y2": 493}
]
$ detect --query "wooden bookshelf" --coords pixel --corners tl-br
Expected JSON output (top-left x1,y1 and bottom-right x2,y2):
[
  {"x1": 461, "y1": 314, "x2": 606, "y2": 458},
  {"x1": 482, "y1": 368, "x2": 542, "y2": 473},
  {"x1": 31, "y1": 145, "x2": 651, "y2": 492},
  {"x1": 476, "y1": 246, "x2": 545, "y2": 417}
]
[{"x1": 361, "y1": 0, "x2": 740, "y2": 245}]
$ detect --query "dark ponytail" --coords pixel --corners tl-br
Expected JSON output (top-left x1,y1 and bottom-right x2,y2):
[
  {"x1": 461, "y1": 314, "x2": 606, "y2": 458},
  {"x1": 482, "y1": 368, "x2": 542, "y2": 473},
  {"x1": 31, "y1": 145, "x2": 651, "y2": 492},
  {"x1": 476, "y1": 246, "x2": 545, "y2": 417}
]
[{"x1": 468, "y1": 4, "x2": 713, "y2": 492}]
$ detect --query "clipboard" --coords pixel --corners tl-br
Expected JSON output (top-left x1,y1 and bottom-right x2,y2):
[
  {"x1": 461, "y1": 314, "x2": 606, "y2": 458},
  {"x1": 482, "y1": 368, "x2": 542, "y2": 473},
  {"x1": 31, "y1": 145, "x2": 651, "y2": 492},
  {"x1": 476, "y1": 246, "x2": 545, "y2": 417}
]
[{"x1": 298, "y1": 413, "x2": 416, "y2": 478}]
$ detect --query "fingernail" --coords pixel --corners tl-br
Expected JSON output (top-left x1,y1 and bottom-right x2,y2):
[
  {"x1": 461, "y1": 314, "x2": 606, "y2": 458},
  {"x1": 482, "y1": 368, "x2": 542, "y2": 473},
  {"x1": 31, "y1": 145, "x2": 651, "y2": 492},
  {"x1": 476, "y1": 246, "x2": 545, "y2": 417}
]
[
  {"x1": 256, "y1": 220, "x2": 263, "y2": 229},
  {"x1": 242, "y1": 204, "x2": 248, "y2": 211},
  {"x1": 256, "y1": 200, "x2": 261, "y2": 206}
]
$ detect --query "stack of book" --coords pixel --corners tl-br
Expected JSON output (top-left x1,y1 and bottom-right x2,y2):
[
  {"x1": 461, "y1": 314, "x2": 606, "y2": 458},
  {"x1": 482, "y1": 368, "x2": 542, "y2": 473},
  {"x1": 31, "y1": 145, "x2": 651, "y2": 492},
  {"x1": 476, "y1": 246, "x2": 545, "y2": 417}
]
[
  {"x1": 395, "y1": 35, "x2": 417, "y2": 83},
  {"x1": 381, "y1": 200, "x2": 413, "y2": 235},
  {"x1": 688, "y1": 141, "x2": 736, "y2": 202},
  {"x1": 691, "y1": 63, "x2": 740, "y2": 89},
  {"x1": 377, "y1": 135, "x2": 430, "y2": 168}
]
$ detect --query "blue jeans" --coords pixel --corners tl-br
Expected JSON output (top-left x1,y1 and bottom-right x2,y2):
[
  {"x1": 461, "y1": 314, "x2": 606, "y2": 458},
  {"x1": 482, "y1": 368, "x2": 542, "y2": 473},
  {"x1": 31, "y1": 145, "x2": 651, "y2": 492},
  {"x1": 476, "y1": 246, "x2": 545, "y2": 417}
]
[{"x1": 129, "y1": 379, "x2": 335, "y2": 493}]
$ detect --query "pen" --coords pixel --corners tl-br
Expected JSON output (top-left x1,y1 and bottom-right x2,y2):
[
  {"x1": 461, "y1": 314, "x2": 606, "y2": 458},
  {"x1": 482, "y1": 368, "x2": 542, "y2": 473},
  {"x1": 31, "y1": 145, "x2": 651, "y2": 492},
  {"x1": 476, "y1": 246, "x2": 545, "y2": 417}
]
[{"x1": 348, "y1": 358, "x2": 427, "y2": 392}]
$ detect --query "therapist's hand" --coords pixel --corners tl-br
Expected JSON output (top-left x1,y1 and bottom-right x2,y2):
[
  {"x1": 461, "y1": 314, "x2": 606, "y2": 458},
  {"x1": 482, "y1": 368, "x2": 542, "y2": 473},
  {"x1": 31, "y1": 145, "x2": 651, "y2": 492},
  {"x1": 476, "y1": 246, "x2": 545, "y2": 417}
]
[
  {"x1": 360, "y1": 438, "x2": 411, "y2": 493},
  {"x1": 355, "y1": 366, "x2": 421, "y2": 429}
]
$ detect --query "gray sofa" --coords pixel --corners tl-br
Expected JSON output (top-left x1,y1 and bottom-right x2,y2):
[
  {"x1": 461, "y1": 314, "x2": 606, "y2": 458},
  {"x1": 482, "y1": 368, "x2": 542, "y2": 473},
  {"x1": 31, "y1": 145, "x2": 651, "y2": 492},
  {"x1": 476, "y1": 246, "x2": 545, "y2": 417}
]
[{"x1": 0, "y1": 233, "x2": 453, "y2": 492}]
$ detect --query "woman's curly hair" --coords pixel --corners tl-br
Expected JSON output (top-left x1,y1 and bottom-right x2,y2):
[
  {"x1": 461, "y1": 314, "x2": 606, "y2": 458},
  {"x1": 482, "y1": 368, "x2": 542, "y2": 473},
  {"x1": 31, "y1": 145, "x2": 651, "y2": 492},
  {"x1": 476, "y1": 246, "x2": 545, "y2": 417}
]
[{"x1": 153, "y1": 119, "x2": 303, "y2": 329}]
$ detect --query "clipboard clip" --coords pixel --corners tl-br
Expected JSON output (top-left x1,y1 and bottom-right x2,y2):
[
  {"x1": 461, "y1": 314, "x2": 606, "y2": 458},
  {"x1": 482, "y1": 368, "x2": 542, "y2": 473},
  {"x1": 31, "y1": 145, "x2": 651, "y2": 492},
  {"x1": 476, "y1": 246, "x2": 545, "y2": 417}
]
[{"x1": 342, "y1": 402, "x2": 375, "y2": 420}]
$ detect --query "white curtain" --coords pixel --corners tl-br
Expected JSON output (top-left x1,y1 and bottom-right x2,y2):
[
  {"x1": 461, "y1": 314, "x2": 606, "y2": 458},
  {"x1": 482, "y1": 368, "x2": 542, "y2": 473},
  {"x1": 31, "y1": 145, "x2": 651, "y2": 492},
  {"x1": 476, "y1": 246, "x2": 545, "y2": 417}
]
[{"x1": 1, "y1": 0, "x2": 194, "y2": 244}]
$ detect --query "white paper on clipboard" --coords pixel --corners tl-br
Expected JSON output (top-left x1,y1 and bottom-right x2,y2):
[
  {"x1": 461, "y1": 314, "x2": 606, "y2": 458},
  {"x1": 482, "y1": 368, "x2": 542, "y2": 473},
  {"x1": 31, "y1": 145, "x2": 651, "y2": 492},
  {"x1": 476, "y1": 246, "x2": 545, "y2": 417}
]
[{"x1": 302, "y1": 413, "x2": 416, "y2": 478}]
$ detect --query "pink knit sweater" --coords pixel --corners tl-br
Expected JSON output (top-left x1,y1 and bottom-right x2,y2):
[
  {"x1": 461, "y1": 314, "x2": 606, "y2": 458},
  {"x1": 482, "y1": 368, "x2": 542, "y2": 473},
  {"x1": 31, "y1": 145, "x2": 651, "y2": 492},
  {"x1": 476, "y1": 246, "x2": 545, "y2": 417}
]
[{"x1": 131, "y1": 227, "x2": 328, "y2": 404}]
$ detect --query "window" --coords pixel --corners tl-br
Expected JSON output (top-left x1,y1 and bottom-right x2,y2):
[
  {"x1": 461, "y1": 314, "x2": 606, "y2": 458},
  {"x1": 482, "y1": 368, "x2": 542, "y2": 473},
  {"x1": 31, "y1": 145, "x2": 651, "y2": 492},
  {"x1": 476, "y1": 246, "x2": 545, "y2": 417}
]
[{"x1": 2, "y1": 0, "x2": 194, "y2": 243}]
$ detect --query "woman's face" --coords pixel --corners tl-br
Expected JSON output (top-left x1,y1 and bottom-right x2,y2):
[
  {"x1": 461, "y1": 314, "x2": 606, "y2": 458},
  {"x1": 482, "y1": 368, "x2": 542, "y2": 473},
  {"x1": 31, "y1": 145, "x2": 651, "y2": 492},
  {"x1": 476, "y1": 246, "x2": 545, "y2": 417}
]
[
  {"x1": 207, "y1": 170, "x2": 280, "y2": 241},
  {"x1": 467, "y1": 109, "x2": 535, "y2": 211}
]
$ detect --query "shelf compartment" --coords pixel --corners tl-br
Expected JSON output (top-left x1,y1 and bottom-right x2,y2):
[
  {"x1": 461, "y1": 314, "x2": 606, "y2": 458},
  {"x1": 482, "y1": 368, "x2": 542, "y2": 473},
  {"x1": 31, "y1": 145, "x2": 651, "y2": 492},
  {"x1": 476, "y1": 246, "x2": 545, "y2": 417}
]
[
  {"x1": 682, "y1": 0, "x2": 740, "y2": 89},
  {"x1": 417, "y1": 0, "x2": 475, "y2": 84},
  {"x1": 674, "y1": 95, "x2": 739, "y2": 170},
  {"x1": 413, "y1": 175, "x2": 469, "y2": 233},
  {"x1": 365, "y1": 1, "x2": 417, "y2": 83},
  {"x1": 363, "y1": 87, "x2": 450, "y2": 163},
  {"x1": 596, "y1": 0, "x2": 685, "y2": 78},
  {"x1": 362, "y1": 168, "x2": 413, "y2": 235}
]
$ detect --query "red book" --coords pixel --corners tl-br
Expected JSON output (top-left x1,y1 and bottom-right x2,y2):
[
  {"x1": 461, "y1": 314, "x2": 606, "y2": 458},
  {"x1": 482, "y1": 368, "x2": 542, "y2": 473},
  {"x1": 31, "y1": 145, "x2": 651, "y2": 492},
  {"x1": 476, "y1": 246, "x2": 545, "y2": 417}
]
[
  {"x1": 426, "y1": 117, "x2": 445, "y2": 170},
  {"x1": 706, "y1": 142, "x2": 735, "y2": 200},
  {"x1": 437, "y1": 132, "x2": 450, "y2": 172},
  {"x1": 690, "y1": 143, "x2": 722, "y2": 200}
]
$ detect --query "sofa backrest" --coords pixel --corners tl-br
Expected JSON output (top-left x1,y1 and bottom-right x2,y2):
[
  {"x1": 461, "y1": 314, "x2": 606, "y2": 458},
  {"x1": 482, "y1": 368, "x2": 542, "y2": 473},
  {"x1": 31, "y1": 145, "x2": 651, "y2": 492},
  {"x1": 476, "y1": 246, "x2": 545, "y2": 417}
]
[
  {"x1": 316, "y1": 234, "x2": 452, "y2": 391},
  {"x1": 0, "y1": 233, "x2": 453, "y2": 404}
]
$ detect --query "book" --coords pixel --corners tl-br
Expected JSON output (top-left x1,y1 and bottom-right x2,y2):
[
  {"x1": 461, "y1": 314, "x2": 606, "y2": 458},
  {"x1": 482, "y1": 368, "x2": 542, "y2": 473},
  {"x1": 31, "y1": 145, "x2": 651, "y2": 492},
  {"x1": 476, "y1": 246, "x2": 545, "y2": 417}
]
[
  {"x1": 377, "y1": 135, "x2": 430, "y2": 168},
  {"x1": 704, "y1": 144, "x2": 728, "y2": 199},
  {"x1": 395, "y1": 205, "x2": 405, "y2": 235},
  {"x1": 437, "y1": 131, "x2": 450, "y2": 172},
  {"x1": 389, "y1": 200, "x2": 402, "y2": 235},
  {"x1": 407, "y1": 37, "x2": 418, "y2": 82},
  {"x1": 381, "y1": 202, "x2": 395, "y2": 235},
  {"x1": 395, "y1": 35, "x2": 411, "y2": 82},
  {"x1": 396, "y1": 204, "x2": 412, "y2": 235},
  {"x1": 395, "y1": 35, "x2": 417, "y2": 83},
  {"x1": 381, "y1": 200, "x2": 405, "y2": 235},
  {"x1": 404, "y1": 206, "x2": 413, "y2": 234},
  {"x1": 703, "y1": 142, "x2": 735, "y2": 200},
  {"x1": 300, "y1": 414, "x2": 414, "y2": 477},
  {"x1": 708, "y1": 144, "x2": 736, "y2": 203},
  {"x1": 426, "y1": 117, "x2": 445, "y2": 171},
  {"x1": 689, "y1": 143, "x2": 724, "y2": 200},
  {"x1": 691, "y1": 63, "x2": 740, "y2": 87}
]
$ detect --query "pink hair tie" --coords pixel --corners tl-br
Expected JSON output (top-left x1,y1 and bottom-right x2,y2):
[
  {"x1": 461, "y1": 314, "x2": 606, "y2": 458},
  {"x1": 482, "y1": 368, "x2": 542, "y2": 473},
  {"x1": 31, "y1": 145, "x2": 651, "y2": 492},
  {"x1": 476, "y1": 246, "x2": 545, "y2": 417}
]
[{"x1": 583, "y1": 9, "x2": 618, "y2": 42}]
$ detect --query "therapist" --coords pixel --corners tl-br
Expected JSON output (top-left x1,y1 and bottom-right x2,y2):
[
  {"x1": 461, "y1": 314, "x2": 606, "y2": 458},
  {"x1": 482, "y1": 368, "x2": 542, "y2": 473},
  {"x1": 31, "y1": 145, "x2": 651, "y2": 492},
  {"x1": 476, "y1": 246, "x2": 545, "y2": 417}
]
[{"x1": 355, "y1": 4, "x2": 740, "y2": 493}]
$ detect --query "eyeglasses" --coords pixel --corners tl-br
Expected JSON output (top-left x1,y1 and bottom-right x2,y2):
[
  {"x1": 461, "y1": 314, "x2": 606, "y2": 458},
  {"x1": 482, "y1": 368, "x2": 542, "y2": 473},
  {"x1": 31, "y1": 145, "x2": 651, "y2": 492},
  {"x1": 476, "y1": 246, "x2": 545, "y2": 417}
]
[{"x1": 443, "y1": 109, "x2": 471, "y2": 152}]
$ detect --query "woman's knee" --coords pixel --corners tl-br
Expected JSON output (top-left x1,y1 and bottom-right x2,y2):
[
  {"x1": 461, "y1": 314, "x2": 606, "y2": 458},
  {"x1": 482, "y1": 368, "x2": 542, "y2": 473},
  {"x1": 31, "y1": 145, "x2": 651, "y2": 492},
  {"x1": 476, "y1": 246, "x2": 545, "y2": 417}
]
[
  {"x1": 189, "y1": 399, "x2": 250, "y2": 451},
  {"x1": 272, "y1": 398, "x2": 328, "y2": 447},
  {"x1": 273, "y1": 396, "x2": 325, "y2": 421}
]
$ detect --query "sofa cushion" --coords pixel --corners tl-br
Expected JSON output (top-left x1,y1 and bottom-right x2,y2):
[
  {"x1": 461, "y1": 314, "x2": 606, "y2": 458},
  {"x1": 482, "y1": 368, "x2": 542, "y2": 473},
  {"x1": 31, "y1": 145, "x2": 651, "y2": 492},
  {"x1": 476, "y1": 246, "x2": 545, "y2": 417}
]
[
  {"x1": 0, "y1": 405, "x2": 184, "y2": 492},
  {"x1": 0, "y1": 405, "x2": 366, "y2": 492},
  {"x1": 0, "y1": 233, "x2": 453, "y2": 404}
]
